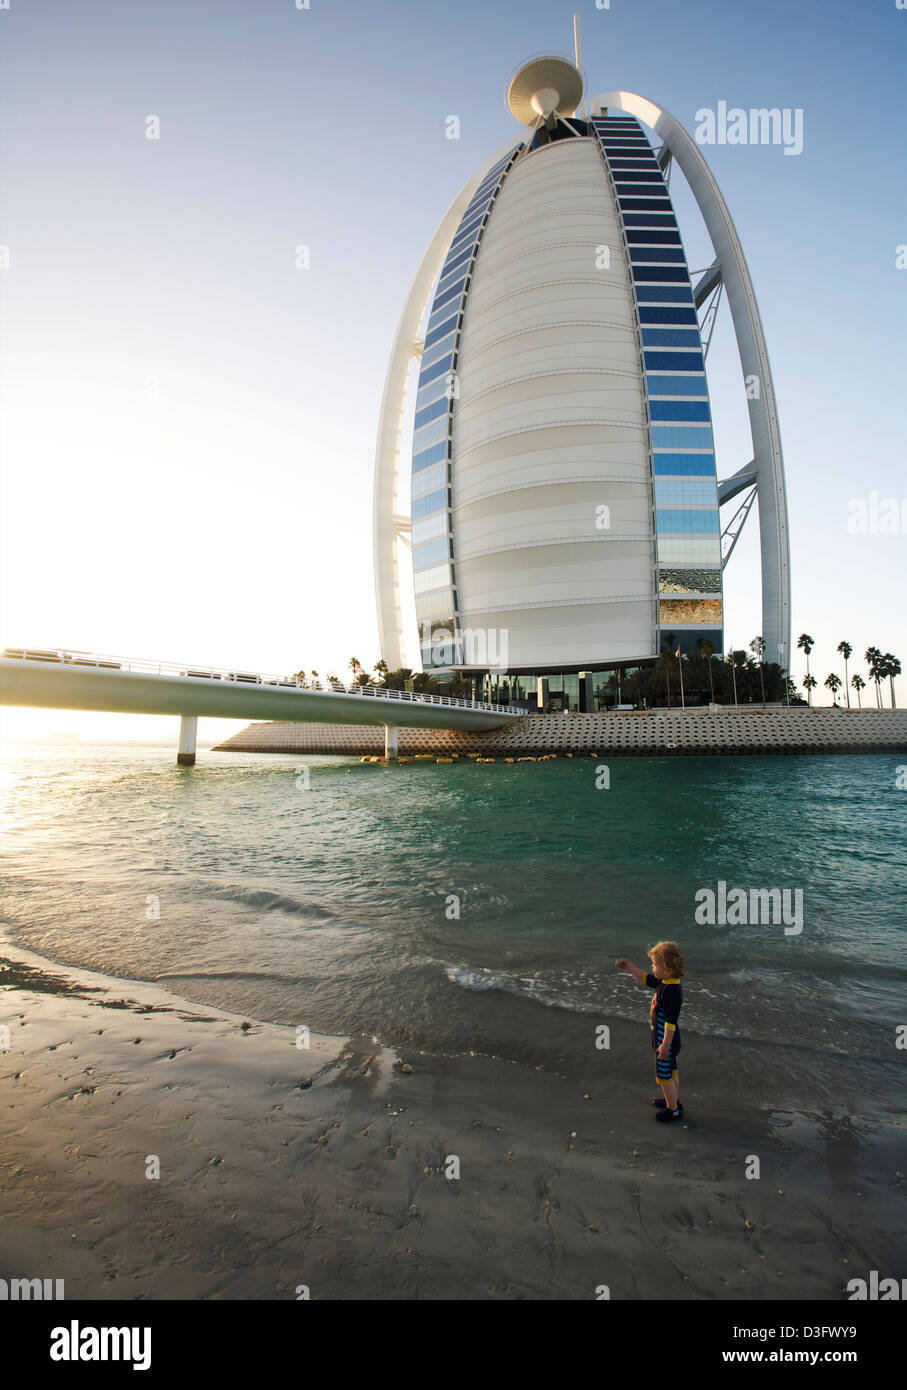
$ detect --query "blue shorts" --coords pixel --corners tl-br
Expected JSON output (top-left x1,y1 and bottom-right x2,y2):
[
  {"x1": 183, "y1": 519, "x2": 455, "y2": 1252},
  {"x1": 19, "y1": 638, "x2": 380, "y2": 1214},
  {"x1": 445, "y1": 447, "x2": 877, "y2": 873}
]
[{"x1": 654, "y1": 1032, "x2": 680, "y2": 1086}]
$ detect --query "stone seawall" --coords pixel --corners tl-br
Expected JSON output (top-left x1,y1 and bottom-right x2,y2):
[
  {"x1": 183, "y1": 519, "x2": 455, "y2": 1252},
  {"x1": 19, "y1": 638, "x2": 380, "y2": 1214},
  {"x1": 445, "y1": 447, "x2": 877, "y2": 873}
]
[{"x1": 213, "y1": 709, "x2": 907, "y2": 758}]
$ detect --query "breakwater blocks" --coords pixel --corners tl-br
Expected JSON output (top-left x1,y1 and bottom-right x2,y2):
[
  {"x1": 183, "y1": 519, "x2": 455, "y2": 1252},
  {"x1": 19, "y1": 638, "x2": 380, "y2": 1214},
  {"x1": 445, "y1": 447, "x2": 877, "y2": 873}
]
[{"x1": 213, "y1": 709, "x2": 907, "y2": 759}]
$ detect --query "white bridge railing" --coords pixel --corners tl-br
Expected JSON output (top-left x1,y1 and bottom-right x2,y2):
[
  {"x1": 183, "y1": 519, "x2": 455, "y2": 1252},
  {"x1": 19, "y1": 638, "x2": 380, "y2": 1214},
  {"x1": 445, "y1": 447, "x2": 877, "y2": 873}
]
[{"x1": 2, "y1": 647, "x2": 524, "y2": 716}]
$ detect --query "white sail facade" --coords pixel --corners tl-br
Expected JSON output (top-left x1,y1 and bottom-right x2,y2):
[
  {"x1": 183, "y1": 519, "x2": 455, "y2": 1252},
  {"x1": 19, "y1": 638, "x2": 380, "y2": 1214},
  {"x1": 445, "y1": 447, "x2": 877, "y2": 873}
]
[{"x1": 374, "y1": 58, "x2": 789, "y2": 705}]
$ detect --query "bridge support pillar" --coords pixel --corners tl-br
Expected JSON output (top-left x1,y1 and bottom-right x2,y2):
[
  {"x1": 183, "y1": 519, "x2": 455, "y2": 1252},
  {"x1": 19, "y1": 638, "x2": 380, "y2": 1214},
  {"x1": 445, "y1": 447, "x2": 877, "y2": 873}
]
[
  {"x1": 384, "y1": 724, "x2": 398, "y2": 761},
  {"x1": 177, "y1": 714, "x2": 197, "y2": 766}
]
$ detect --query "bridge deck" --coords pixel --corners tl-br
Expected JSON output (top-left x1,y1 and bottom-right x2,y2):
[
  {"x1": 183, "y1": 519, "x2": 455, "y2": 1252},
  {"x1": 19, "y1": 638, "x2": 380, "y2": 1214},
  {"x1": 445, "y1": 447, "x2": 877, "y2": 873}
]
[{"x1": 0, "y1": 654, "x2": 522, "y2": 732}]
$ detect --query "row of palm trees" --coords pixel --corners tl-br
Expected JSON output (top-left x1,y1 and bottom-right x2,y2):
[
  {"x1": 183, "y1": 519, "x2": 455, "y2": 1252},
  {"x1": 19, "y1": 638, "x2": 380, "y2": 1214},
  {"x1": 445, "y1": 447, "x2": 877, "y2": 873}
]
[
  {"x1": 292, "y1": 643, "x2": 901, "y2": 712},
  {"x1": 292, "y1": 658, "x2": 390, "y2": 687},
  {"x1": 303, "y1": 648, "x2": 790, "y2": 708},
  {"x1": 797, "y1": 636, "x2": 901, "y2": 709},
  {"x1": 291, "y1": 658, "x2": 461, "y2": 698},
  {"x1": 633, "y1": 637, "x2": 788, "y2": 707}
]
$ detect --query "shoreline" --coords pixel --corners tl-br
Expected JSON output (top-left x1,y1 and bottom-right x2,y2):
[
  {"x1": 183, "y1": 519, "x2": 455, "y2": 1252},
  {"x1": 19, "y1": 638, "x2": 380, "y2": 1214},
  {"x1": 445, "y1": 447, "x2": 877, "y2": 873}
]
[
  {"x1": 213, "y1": 708, "x2": 907, "y2": 760},
  {"x1": 1, "y1": 941, "x2": 904, "y2": 1300}
]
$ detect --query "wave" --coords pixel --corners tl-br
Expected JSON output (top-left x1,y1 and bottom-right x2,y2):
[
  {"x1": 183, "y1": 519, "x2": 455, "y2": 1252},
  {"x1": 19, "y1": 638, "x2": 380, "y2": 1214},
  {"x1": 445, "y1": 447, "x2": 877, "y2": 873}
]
[
  {"x1": 155, "y1": 969, "x2": 309, "y2": 987},
  {"x1": 445, "y1": 963, "x2": 604, "y2": 1015},
  {"x1": 442, "y1": 962, "x2": 885, "y2": 1058},
  {"x1": 187, "y1": 882, "x2": 338, "y2": 921}
]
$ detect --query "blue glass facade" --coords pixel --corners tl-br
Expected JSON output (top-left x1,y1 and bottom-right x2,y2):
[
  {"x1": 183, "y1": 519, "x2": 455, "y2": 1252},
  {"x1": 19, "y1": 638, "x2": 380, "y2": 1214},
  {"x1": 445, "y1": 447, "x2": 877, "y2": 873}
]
[
  {"x1": 591, "y1": 115, "x2": 723, "y2": 654},
  {"x1": 410, "y1": 145, "x2": 522, "y2": 666}
]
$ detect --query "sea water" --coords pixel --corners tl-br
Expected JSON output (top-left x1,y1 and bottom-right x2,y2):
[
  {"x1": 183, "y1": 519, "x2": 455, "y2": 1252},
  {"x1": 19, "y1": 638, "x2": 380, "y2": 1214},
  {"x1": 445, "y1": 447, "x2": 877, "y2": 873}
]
[{"x1": 1, "y1": 742, "x2": 905, "y2": 1101}]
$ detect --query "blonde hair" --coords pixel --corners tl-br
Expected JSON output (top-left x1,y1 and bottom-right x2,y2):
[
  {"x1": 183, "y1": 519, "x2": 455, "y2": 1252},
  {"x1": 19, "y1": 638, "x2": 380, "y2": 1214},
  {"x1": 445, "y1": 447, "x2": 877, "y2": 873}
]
[{"x1": 648, "y1": 940, "x2": 685, "y2": 978}]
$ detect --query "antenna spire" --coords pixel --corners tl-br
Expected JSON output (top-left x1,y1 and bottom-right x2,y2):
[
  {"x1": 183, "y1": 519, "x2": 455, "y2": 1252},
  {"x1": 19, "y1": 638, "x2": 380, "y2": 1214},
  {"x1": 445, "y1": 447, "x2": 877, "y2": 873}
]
[{"x1": 573, "y1": 15, "x2": 587, "y2": 117}]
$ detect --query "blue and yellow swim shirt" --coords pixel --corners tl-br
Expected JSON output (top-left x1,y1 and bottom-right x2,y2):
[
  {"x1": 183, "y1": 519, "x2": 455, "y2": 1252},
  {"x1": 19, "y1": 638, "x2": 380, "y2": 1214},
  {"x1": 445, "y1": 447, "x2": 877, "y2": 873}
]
[{"x1": 645, "y1": 972, "x2": 683, "y2": 1084}]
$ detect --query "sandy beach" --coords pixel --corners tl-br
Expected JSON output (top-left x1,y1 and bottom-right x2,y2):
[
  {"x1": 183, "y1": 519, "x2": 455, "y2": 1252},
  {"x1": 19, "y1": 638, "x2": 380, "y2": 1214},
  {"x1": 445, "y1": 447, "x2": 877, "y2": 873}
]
[{"x1": 1, "y1": 942, "x2": 903, "y2": 1302}]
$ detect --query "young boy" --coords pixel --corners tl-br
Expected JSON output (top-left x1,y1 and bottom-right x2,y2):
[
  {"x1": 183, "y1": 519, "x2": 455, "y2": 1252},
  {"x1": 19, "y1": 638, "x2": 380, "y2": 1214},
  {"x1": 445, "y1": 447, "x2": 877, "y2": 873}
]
[{"x1": 615, "y1": 942, "x2": 685, "y2": 1123}]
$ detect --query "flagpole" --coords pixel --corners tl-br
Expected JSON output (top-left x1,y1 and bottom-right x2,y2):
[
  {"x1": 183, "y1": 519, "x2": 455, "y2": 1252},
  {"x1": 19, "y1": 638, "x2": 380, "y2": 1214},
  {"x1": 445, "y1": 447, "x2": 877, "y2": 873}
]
[{"x1": 676, "y1": 645, "x2": 685, "y2": 711}]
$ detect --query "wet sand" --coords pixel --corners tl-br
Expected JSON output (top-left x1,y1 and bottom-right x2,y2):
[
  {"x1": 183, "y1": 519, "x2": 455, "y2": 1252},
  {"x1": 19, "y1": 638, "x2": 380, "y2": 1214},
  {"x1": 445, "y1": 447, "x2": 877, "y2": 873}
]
[{"x1": 0, "y1": 945, "x2": 903, "y2": 1300}]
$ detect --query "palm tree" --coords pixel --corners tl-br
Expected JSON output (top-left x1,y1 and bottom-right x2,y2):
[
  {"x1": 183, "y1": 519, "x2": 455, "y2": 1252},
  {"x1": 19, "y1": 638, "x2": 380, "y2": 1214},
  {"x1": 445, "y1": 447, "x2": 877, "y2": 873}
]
[
  {"x1": 837, "y1": 641, "x2": 853, "y2": 708},
  {"x1": 657, "y1": 650, "x2": 674, "y2": 708},
  {"x1": 373, "y1": 659, "x2": 389, "y2": 686},
  {"x1": 750, "y1": 635, "x2": 766, "y2": 707},
  {"x1": 797, "y1": 633, "x2": 814, "y2": 686},
  {"x1": 851, "y1": 673, "x2": 866, "y2": 709},
  {"x1": 349, "y1": 657, "x2": 361, "y2": 678},
  {"x1": 825, "y1": 673, "x2": 842, "y2": 706},
  {"x1": 697, "y1": 637, "x2": 716, "y2": 704},
  {"x1": 803, "y1": 673, "x2": 817, "y2": 707},
  {"x1": 881, "y1": 653, "x2": 901, "y2": 709},
  {"x1": 382, "y1": 666, "x2": 413, "y2": 692},
  {"x1": 865, "y1": 647, "x2": 883, "y2": 708},
  {"x1": 604, "y1": 668, "x2": 622, "y2": 707}
]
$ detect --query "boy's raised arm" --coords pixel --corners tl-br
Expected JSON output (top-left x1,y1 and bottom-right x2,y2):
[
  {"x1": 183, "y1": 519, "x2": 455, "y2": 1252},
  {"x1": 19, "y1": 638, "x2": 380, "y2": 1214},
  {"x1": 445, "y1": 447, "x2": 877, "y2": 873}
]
[{"x1": 615, "y1": 956, "x2": 646, "y2": 984}]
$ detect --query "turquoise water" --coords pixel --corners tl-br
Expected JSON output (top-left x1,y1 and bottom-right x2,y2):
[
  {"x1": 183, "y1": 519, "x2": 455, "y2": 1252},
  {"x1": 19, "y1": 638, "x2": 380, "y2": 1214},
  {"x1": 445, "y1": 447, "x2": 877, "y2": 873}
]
[{"x1": 1, "y1": 743, "x2": 905, "y2": 1100}]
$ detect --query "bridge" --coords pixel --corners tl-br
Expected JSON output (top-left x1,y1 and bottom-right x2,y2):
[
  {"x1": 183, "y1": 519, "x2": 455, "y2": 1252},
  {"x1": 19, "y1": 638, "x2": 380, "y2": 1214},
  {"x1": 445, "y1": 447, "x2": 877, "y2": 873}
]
[{"x1": 0, "y1": 648, "x2": 524, "y2": 764}]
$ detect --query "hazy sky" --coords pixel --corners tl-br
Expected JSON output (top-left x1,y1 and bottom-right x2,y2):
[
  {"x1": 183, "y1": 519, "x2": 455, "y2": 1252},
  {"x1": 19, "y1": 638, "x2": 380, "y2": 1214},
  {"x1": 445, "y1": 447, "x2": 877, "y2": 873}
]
[{"x1": 1, "y1": 0, "x2": 904, "y2": 741}]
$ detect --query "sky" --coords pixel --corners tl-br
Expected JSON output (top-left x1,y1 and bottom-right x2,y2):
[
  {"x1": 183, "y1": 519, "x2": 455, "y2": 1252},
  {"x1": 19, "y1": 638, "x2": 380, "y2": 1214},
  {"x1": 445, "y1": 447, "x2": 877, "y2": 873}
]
[{"x1": 1, "y1": 0, "x2": 905, "y2": 742}]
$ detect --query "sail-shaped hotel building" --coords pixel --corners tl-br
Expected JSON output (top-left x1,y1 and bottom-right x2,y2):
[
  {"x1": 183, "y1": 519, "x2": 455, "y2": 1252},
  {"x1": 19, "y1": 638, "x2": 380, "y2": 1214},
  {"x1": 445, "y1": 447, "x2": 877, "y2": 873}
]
[{"x1": 373, "y1": 49, "x2": 790, "y2": 708}]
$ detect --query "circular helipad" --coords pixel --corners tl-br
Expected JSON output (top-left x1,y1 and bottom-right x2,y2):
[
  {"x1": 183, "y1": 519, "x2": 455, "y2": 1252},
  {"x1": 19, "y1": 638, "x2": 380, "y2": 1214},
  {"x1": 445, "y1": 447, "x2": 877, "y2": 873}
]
[{"x1": 507, "y1": 55, "x2": 585, "y2": 125}]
